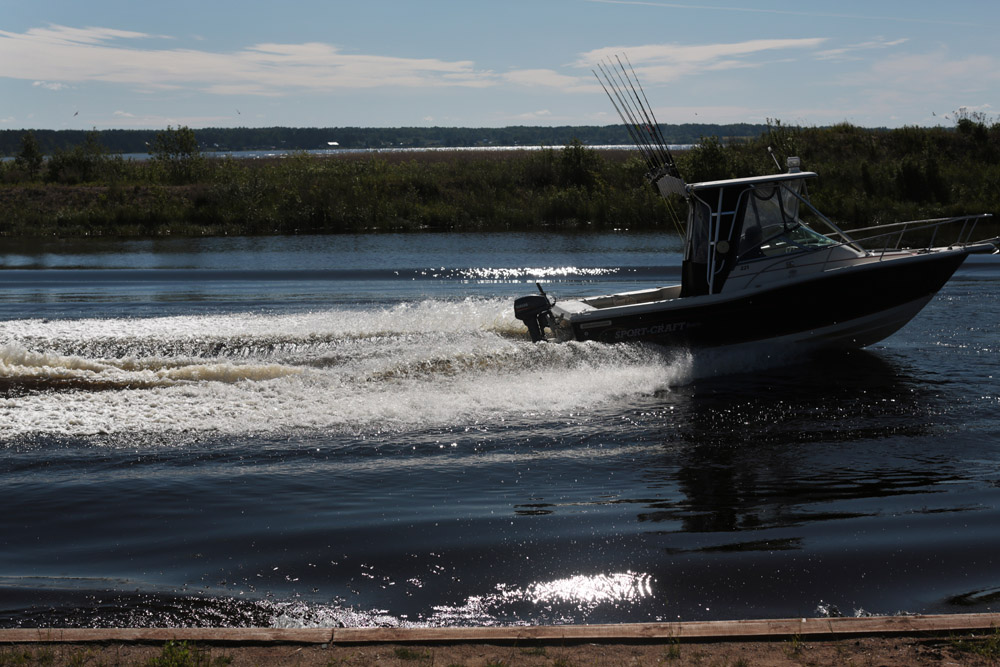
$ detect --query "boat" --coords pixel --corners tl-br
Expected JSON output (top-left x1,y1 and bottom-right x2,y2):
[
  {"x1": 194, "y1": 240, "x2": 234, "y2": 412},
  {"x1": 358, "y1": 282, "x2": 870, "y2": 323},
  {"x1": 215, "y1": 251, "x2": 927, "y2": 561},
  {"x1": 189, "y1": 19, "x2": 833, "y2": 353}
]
[{"x1": 513, "y1": 60, "x2": 998, "y2": 350}]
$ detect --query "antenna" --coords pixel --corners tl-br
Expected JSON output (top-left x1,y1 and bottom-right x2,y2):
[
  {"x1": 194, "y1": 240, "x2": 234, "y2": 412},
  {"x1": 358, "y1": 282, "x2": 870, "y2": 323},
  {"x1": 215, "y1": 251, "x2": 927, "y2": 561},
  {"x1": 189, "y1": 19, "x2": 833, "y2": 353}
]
[{"x1": 767, "y1": 146, "x2": 782, "y2": 170}]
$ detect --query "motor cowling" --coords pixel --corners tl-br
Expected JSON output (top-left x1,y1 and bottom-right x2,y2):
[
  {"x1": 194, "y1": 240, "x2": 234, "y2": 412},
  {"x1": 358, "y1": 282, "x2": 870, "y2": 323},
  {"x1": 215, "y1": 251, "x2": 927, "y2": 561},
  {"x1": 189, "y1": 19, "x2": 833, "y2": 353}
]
[{"x1": 514, "y1": 294, "x2": 554, "y2": 342}]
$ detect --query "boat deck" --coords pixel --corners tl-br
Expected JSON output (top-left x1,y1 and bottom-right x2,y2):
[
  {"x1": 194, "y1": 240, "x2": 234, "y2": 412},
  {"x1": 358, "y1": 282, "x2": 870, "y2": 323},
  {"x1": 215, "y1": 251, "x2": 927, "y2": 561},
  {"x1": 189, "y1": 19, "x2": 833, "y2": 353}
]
[{"x1": 579, "y1": 285, "x2": 683, "y2": 310}]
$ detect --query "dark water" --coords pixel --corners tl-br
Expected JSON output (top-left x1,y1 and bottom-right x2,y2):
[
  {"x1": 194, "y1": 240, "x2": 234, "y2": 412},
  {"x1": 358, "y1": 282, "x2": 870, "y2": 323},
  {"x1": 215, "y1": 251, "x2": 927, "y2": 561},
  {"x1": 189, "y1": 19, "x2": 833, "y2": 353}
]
[{"x1": 1, "y1": 232, "x2": 998, "y2": 628}]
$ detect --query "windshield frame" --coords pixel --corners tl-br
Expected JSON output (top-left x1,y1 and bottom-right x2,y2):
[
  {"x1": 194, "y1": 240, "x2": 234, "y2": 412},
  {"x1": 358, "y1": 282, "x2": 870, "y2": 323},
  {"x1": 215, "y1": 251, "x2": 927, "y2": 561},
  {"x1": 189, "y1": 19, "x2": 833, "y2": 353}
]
[{"x1": 733, "y1": 180, "x2": 855, "y2": 262}]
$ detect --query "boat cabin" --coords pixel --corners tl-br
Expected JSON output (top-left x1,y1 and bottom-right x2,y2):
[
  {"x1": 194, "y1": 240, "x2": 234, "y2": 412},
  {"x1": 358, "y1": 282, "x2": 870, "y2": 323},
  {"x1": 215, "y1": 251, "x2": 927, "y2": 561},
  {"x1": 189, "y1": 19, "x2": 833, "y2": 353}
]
[{"x1": 678, "y1": 163, "x2": 848, "y2": 297}]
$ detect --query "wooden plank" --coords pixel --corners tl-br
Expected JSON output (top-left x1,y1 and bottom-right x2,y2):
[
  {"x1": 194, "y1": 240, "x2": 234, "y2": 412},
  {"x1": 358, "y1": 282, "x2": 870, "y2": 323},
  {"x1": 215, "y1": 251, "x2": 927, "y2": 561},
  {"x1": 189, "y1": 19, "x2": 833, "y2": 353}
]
[
  {"x1": 1, "y1": 613, "x2": 997, "y2": 645},
  {"x1": 330, "y1": 614, "x2": 1000, "y2": 643},
  {"x1": 0, "y1": 627, "x2": 334, "y2": 644}
]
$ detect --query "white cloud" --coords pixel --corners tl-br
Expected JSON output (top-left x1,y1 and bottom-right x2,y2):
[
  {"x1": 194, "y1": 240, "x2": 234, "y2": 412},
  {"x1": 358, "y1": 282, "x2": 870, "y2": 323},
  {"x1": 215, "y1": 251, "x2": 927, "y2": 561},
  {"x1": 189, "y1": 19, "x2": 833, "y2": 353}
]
[
  {"x1": 92, "y1": 113, "x2": 240, "y2": 128},
  {"x1": 517, "y1": 109, "x2": 553, "y2": 119},
  {"x1": 650, "y1": 104, "x2": 771, "y2": 124},
  {"x1": 578, "y1": 38, "x2": 827, "y2": 82},
  {"x1": 849, "y1": 50, "x2": 1000, "y2": 94},
  {"x1": 32, "y1": 80, "x2": 68, "y2": 91},
  {"x1": 955, "y1": 104, "x2": 993, "y2": 114},
  {"x1": 817, "y1": 37, "x2": 909, "y2": 61},
  {"x1": 502, "y1": 69, "x2": 595, "y2": 92},
  {"x1": 0, "y1": 24, "x2": 495, "y2": 96},
  {"x1": 587, "y1": 1, "x2": 978, "y2": 27},
  {"x1": 491, "y1": 108, "x2": 567, "y2": 124},
  {"x1": 812, "y1": 49, "x2": 1000, "y2": 126},
  {"x1": 19, "y1": 25, "x2": 154, "y2": 45}
]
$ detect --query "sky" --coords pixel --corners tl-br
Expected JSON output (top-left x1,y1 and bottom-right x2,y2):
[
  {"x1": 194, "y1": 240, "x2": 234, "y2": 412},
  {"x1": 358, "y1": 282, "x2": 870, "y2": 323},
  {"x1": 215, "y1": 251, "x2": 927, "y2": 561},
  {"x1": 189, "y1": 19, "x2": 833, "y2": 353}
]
[{"x1": 2, "y1": 0, "x2": 998, "y2": 131}]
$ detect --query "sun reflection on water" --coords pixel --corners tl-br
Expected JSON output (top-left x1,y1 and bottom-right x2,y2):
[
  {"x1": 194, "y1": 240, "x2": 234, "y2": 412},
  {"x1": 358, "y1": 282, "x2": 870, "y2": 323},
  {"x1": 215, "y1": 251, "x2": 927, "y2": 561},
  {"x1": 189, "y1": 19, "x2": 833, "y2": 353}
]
[
  {"x1": 512, "y1": 571, "x2": 654, "y2": 606},
  {"x1": 426, "y1": 571, "x2": 654, "y2": 626}
]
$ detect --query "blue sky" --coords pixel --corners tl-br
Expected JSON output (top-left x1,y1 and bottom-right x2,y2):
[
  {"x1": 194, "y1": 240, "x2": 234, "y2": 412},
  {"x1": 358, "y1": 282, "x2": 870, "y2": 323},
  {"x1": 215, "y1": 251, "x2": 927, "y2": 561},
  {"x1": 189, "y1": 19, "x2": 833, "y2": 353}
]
[{"x1": 2, "y1": 0, "x2": 998, "y2": 130}]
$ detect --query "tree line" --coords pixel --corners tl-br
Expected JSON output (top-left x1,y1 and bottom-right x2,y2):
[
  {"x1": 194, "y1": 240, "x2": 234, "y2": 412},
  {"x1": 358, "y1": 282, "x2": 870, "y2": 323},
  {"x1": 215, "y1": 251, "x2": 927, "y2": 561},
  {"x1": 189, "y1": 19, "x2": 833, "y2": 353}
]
[{"x1": 0, "y1": 123, "x2": 773, "y2": 156}]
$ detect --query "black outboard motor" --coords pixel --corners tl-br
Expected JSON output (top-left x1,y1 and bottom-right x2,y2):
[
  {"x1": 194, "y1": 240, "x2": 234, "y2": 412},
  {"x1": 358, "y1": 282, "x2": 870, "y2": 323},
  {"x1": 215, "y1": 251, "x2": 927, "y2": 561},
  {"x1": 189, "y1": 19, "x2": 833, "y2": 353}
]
[{"x1": 514, "y1": 284, "x2": 555, "y2": 342}]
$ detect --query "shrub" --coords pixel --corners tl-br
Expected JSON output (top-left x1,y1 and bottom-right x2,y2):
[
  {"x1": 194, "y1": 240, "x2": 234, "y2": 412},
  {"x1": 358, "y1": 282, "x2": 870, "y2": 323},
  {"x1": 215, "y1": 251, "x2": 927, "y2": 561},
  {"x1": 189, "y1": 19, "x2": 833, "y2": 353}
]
[{"x1": 151, "y1": 125, "x2": 205, "y2": 184}]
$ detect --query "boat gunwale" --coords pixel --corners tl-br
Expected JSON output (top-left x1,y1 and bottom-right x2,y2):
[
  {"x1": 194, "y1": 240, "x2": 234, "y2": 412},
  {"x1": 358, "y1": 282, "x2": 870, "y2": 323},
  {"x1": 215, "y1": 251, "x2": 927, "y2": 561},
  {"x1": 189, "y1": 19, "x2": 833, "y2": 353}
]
[{"x1": 556, "y1": 244, "x2": 979, "y2": 322}]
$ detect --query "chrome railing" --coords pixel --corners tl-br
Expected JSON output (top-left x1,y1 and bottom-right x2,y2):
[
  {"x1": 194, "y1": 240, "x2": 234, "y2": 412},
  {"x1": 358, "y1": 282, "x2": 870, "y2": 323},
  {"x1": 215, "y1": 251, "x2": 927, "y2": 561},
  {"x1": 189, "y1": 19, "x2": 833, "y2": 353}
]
[
  {"x1": 733, "y1": 213, "x2": 996, "y2": 288},
  {"x1": 844, "y1": 214, "x2": 994, "y2": 257}
]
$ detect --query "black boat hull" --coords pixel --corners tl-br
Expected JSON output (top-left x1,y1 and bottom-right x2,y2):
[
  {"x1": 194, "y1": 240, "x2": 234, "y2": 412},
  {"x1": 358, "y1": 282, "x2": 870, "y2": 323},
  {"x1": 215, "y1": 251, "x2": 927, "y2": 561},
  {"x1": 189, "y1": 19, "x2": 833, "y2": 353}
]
[{"x1": 569, "y1": 251, "x2": 968, "y2": 349}]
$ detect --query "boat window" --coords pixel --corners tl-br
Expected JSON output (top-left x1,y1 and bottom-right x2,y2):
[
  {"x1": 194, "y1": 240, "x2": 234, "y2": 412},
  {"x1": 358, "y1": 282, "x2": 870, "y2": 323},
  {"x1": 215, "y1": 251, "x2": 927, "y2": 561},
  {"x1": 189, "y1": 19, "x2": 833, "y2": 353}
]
[
  {"x1": 737, "y1": 185, "x2": 787, "y2": 258},
  {"x1": 738, "y1": 181, "x2": 836, "y2": 259},
  {"x1": 783, "y1": 223, "x2": 841, "y2": 248},
  {"x1": 781, "y1": 180, "x2": 802, "y2": 222},
  {"x1": 687, "y1": 198, "x2": 711, "y2": 263}
]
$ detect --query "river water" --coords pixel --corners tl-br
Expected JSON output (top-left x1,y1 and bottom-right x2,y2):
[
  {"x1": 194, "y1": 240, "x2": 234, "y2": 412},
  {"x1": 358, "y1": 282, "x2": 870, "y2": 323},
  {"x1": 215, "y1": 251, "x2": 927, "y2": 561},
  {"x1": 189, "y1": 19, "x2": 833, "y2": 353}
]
[{"x1": 1, "y1": 232, "x2": 998, "y2": 628}]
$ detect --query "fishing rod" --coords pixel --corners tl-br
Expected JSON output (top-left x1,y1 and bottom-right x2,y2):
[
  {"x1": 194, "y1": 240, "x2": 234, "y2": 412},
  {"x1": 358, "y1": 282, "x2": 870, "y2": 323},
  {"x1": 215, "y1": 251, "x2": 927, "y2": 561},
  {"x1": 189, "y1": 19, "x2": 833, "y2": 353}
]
[
  {"x1": 603, "y1": 60, "x2": 661, "y2": 164},
  {"x1": 592, "y1": 66, "x2": 649, "y2": 165},
  {"x1": 622, "y1": 54, "x2": 679, "y2": 178},
  {"x1": 593, "y1": 53, "x2": 688, "y2": 240},
  {"x1": 604, "y1": 59, "x2": 664, "y2": 169},
  {"x1": 613, "y1": 54, "x2": 679, "y2": 180},
  {"x1": 593, "y1": 55, "x2": 682, "y2": 181},
  {"x1": 594, "y1": 62, "x2": 659, "y2": 172},
  {"x1": 612, "y1": 55, "x2": 669, "y2": 168}
]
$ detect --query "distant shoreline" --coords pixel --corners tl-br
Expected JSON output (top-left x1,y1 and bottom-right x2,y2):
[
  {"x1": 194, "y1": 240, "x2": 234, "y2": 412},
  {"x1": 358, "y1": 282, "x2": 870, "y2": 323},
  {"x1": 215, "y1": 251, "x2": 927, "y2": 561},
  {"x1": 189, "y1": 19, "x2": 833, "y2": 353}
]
[
  {"x1": 1, "y1": 122, "x2": 997, "y2": 239},
  {"x1": 2, "y1": 143, "x2": 694, "y2": 163},
  {"x1": 0, "y1": 123, "x2": 762, "y2": 157}
]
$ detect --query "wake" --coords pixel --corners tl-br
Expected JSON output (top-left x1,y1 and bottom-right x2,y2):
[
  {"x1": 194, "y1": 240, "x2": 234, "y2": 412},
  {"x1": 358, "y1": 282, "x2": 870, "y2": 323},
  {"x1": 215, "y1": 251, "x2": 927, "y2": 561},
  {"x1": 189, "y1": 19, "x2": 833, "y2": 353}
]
[{"x1": 0, "y1": 300, "x2": 693, "y2": 440}]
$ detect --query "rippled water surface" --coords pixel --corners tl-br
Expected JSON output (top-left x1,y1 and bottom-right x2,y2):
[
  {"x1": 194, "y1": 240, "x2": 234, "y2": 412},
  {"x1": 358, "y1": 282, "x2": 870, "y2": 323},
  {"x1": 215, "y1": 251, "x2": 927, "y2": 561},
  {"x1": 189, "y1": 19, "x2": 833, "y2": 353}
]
[{"x1": 1, "y1": 232, "x2": 998, "y2": 628}]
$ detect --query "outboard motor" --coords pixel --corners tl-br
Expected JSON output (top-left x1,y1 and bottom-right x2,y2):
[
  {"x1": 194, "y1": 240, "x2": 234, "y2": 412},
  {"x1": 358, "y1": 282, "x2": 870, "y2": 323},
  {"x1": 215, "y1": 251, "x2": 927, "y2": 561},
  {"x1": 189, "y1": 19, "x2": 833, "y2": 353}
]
[{"x1": 514, "y1": 284, "x2": 555, "y2": 342}]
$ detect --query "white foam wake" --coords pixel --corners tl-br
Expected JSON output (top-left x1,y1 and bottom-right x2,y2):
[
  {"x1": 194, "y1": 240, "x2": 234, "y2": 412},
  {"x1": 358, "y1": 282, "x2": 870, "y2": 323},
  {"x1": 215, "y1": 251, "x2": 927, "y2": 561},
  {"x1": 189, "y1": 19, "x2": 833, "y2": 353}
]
[{"x1": 0, "y1": 300, "x2": 692, "y2": 440}]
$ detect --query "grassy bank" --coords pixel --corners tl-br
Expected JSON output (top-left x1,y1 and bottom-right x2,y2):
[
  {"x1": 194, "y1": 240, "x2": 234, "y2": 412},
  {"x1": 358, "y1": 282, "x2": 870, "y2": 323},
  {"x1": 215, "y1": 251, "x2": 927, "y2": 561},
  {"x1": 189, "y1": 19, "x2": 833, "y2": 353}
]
[
  {"x1": 0, "y1": 145, "x2": 670, "y2": 237},
  {"x1": 3, "y1": 633, "x2": 1000, "y2": 666},
  {"x1": 1, "y1": 120, "x2": 999, "y2": 238},
  {"x1": 687, "y1": 118, "x2": 1000, "y2": 232}
]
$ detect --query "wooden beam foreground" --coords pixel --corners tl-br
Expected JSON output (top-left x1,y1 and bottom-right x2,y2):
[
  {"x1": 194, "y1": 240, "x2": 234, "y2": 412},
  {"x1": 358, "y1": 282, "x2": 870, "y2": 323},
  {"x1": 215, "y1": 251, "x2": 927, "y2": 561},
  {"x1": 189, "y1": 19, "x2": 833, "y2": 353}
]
[{"x1": 1, "y1": 613, "x2": 998, "y2": 645}]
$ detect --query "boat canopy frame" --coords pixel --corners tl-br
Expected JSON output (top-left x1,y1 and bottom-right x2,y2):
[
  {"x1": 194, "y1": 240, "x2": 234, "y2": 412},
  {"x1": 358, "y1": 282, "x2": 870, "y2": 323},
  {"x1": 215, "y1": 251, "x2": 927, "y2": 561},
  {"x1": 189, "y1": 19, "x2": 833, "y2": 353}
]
[{"x1": 682, "y1": 170, "x2": 861, "y2": 295}]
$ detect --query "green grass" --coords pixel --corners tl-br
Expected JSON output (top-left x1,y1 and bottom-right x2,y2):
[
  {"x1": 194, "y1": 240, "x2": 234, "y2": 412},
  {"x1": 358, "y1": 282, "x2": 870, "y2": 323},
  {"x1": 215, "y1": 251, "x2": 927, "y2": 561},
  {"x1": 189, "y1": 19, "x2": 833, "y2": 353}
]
[
  {"x1": 0, "y1": 146, "x2": 669, "y2": 237},
  {"x1": 0, "y1": 643, "x2": 232, "y2": 667},
  {"x1": 2, "y1": 121, "x2": 1000, "y2": 239},
  {"x1": 0, "y1": 648, "x2": 55, "y2": 667},
  {"x1": 783, "y1": 633, "x2": 804, "y2": 657},
  {"x1": 663, "y1": 642, "x2": 682, "y2": 660},
  {"x1": 948, "y1": 627, "x2": 1000, "y2": 660},
  {"x1": 392, "y1": 646, "x2": 432, "y2": 661},
  {"x1": 145, "y1": 641, "x2": 231, "y2": 667}
]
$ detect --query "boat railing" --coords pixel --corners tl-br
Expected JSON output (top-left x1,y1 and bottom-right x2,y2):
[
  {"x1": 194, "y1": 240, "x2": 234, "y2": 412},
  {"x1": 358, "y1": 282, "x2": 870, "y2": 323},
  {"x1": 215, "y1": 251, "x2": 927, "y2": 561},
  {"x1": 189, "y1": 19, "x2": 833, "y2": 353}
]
[
  {"x1": 735, "y1": 213, "x2": 995, "y2": 287},
  {"x1": 844, "y1": 213, "x2": 993, "y2": 258}
]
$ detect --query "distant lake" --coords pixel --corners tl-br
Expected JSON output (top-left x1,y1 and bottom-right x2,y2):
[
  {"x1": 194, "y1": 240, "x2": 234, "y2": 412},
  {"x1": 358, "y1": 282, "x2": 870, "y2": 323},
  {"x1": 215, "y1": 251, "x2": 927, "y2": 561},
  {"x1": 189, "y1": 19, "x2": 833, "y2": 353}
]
[
  {"x1": 1, "y1": 144, "x2": 694, "y2": 162},
  {"x1": 0, "y1": 144, "x2": 695, "y2": 162},
  {"x1": 122, "y1": 144, "x2": 695, "y2": 161}
]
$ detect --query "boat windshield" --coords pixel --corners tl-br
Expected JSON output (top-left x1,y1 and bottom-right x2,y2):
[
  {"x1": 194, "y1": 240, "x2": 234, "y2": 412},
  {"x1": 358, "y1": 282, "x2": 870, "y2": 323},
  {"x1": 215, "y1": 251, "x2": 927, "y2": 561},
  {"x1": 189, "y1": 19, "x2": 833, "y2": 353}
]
[
  {"x1": 737, "y1": 181, "x2": 839, "y2": 259},
  {"x1": 758, "y1": 223, "x2": 841, "y2": 256}
]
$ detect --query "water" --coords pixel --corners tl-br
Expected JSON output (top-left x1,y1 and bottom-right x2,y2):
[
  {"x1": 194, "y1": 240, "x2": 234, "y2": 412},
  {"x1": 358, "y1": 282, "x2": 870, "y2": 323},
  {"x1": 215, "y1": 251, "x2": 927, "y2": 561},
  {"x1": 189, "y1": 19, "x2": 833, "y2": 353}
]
[
  {"x1": 1, "y1": 232, "x2": 998, "y2": 629},
  {"x1": 34, "y1": 144, "x2": 688, "y2": 163}
]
